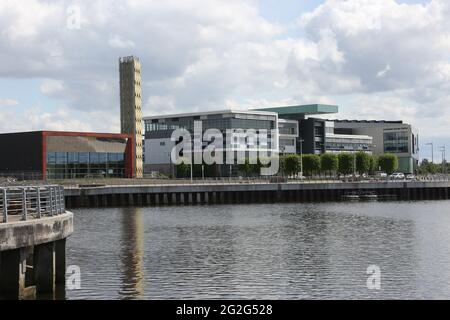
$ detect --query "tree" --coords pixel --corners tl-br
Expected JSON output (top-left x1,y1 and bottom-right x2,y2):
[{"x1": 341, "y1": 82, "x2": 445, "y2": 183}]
[
  {"x1": 302, "y1": 154, "x2": 321, "y2": 176},
  {"x1": 355, "y1": 151, "x2": 371, "y2": 174},
  {"x1": 176, "y1": 163, "x2": 190, "y2": 178},
  {"x1": 369, "y1": 155, "x2": 378, "y2": 175},
  {"x1": 238, "y1": 159, "x2": 253, "y2": 177},
  {"x1": 320, "y1": 153, "x2": 338, "y2": 176},
  {"x1": 378, "y1": 154, "x2": 399, "y2": 174},
  {"x1": 282, "y1": 154, "x2": 301, "y2": 177},
  {"x1": 338, "y1": 153, "x2": 355, "y2": 175}
]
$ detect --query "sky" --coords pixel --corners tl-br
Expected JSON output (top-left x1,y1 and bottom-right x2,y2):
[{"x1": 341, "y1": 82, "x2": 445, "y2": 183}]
[{"x1": 0, "y1": 0, "x2": 448, "y2": 161}]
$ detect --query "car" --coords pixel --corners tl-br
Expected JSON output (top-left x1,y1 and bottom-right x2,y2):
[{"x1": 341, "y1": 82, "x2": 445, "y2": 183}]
[
  {"x1": 390, "y1": 172, "x2": 405, "y2": 180},
  {"x1": 406, "y1": 174, "x2": 416, "y2": 180},
  {"x1": 375, "y1": 172, "x2": 388, "y2": 179}
]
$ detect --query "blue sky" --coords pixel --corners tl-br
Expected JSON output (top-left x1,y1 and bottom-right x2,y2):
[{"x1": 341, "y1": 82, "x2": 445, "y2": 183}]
[{"x1": 0, "y1": 0, "x2": 447, "y2": 161}]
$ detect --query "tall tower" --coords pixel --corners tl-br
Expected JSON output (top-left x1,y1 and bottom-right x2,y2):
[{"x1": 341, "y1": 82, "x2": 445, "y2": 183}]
[{"x1": 119, "y1": 56, "x2": 143, "y2": 178}]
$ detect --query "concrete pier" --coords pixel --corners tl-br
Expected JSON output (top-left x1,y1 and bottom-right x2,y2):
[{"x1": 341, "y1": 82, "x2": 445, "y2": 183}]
[
  {"x1": 0, "y1": 212, "x2": 73, "y2": 299},
  {"x1": 64, "y1": 180, "x2": 450, "y2": 208},
  {"x1": 1, "y1": 185, "x2": 73, "y2": 300}
]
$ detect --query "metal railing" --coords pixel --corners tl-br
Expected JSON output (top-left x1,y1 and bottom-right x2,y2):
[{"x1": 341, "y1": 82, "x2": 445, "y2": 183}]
[{"x1": 0, "y1": 185, "x2": 65, "y2": 224}]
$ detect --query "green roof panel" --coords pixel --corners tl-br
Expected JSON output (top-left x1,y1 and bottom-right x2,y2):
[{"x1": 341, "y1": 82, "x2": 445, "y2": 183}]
[{"x1": 254, "y1": 104, "x2": 338, "y2": 115}]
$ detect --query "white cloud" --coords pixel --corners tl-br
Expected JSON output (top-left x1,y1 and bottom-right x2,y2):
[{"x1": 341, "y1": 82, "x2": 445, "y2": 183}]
[
  {"x1": 108, "y1": 35, "x2": 135, "y2": 49},
  {"x1": 0, "y1": 0, "x2": 449, "y2": 143},
  {"x1": 0, "y1": 99, "x2": 18, "y2": 107},
  {"x1": 40, "y1": 79, "x2": 65, "y2": 96}
]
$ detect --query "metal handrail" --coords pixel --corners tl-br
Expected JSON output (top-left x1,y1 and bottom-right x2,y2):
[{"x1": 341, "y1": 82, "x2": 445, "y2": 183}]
[{"x1": 0, "y1": 185, "x2": 65, "y2": 224}]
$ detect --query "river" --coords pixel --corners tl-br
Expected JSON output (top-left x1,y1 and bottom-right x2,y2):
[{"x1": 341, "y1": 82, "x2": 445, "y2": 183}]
[{"x1": 65, "y1": 201, "x2": 450, "y2": 299}]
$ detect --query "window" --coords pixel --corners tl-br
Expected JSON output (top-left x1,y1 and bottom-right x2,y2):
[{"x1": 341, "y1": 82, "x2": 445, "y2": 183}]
[{"x1": 160, "y1": 141, "x2": 166, "y2": 146}]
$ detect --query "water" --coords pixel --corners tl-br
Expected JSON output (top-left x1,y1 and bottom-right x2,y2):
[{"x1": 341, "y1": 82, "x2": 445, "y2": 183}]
[{"x1": 65, "y1": 201, "x2": 450, "y2": 299}]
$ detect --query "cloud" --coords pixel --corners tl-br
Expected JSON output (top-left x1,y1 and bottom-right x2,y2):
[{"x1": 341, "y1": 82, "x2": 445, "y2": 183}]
[
  {"x1": 40, "y1": 79, "x2": 65, "y2": 96},
  {"x1": 0, "y1": 0, "x2": 449, "y2": 144},
  {"x1": 108, "y1": 35, "x2": 135, "y2": 49},
  {"x1": 0, "y1": 99, "x2": 18, "y2": 107}
]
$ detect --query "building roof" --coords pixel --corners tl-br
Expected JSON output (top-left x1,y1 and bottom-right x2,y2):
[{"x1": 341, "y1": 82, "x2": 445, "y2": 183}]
[
  {"x1": 253, "y1": 104, "x2": 339, "y2": 115},
  {"x1": 0, "y1": 130, "x2": 132, "y2": 139},
  {"x1": 143, "y1": 109, "x2": 278, "y2": 121},
  {"x1": 332, "y1": 119, "x2": 403, "y2": 124}
]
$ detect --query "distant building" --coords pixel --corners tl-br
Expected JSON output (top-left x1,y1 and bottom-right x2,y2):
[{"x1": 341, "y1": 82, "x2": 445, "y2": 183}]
[
  {"x1": 143, "y1": 109, "x2": 278, "y2": 176},
  {"x1": 333, "y1": 120, "x2": 419, "y2": 173},
  {"x1": 143, "y1": 104, "x2": 419, "y2": 176},
  {"x1": 119, "y1": 56, "x2": 143, "y2": 178},
  {"x1": 0, "y1": 131, "x2": 135, "y2": 179}
]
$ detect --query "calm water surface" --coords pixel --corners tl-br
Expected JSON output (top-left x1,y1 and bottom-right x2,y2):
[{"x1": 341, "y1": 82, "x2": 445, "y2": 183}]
[{"x1": 66, "y1": 201, "x2": 450, "y2": 299}]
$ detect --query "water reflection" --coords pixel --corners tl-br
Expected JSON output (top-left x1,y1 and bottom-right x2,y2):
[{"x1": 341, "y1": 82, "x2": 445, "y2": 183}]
[
  {"x1": 66, "y1": 201, "x2": 450, "y2": 299},
  {"x1": 119, "y1": 208, "x2": 144, "y2": 299}
]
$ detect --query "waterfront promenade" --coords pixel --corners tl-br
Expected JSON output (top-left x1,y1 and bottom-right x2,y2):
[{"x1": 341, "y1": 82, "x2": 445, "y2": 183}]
[
  {"x1": 60, "y1": 177, "x2": 450, "y2": 208},
  {"x1": 0, "y1": 185, "x2": 73, "y2": 299}
]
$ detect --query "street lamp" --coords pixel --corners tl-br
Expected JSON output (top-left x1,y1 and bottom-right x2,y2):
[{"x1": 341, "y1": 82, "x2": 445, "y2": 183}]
[
  {"x1": 299, "y1": 138, "x2": 304, "y2": 177},
  {"x1": 426, "y1": 142, "x2": 434, "y2": 163},
  {"x1": 439, "y1": 146, "x2": 446, "y2": 174}
]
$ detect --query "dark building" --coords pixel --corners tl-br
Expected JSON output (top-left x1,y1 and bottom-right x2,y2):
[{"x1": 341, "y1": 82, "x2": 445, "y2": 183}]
[{"x1": 0, "y1": 131, "x2": 135, "y2": 179}]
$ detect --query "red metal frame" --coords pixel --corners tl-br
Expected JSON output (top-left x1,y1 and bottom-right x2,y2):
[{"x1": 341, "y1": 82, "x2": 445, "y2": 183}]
[{"x1": 41, "y1": 131, "x2": 135, "y2": 179}]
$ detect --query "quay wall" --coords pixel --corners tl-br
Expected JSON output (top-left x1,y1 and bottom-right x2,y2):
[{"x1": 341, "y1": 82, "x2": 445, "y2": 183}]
[{"x1": 64, "y1": 181, "x2": 450, "y2": 208}]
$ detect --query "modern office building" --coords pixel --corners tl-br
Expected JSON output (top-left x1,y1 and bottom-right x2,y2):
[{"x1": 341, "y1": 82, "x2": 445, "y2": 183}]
[
  {"x1": 333, "y1": 120, "x2": 419, "y2": 173},
  {"x1": 119, "y1": 56, "x2": 143, "y2": 178},
  {"x1": 324, "y1": 121, "x2": 373, "y2": 154},
  {"x1": 0, "y1": 131, "x2": 135, "y2": 179},
  {"x1": 143, "y1": 109, "x2": 279, "y2": 176}
]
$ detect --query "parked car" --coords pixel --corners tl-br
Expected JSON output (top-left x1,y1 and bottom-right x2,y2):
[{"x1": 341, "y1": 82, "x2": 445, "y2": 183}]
[
  {"x1": 406, "y1": 174, "x2": 416, "y2": 180},
  {"x1": 375, "y1": 171, "x2": 388, "y2": 179},
  {"x1": 390, "y1": 172, "x2": 405, "y2": 180}
]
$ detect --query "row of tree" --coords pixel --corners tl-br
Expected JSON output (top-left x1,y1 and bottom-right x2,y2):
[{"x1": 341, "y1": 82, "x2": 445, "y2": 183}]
[
  {"x1": 279, "y1": 152, "x2": 398, "y2": 177},
  {"x1": 175, "y1": 152, "x2": 400, "y2": 178},
  {"x1": 417, "y1": 159, "x2": 448, "y2": 175}
]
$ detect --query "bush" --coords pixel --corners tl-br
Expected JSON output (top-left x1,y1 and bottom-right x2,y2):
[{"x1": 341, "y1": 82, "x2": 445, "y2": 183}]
[
  {"x1": 320, "y1": 153, "x2": 338, "y2": 175},
  {"x1": 338, "y1": 153, "x2": 355, "y2": 175},
  {"x1": 281, "y1": 154, "x2": 301, "y2": 176},
  {"x1": 378, "y1": 154, "x2": 398, "y2": 174},
  {"x1": 302, "y1": 154, "x2": 321, "y2": 176},
  {"x1": 355, "y1": 151, "x2": 371, "y2": 174}
]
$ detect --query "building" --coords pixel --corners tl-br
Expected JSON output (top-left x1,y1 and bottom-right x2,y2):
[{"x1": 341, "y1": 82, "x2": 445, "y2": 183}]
[
  {"x1": 119, "y1": 56, "x2": 143, "y2": 178},
  {"x1": 0, "y1": 131, "x2": 135, "y2": 179},
  {"x1": 143, "y1": 109, "x2": 278, "y2": 176},
  {"x1": 333, "y1": 120, "x2": 419, "y2": 173},
  {"x1": 324, "y1": 121, "x2": 373, "y2": 154}
]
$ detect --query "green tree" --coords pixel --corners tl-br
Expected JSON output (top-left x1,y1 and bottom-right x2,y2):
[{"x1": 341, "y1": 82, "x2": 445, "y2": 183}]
[
  {"x1": 320, "y1": 153, "x2": 338, "y2": 176},
  {"x1": 282, "y1": 154, "x2": 301, "y2": 177},
  {"x1": 378, "y1": 154, "x2": 399, "y2": 174},
  {"x1": 302, "y1": 154, "x2": 321, "y2": 176},
  {"x1": 338, "y1": 153, "x2": 355, "y2": 175},
  {"x1": 176, "y1": 163, "x2": 191, "y2": 178},
  {"x1": 355, "y1": 151, "x2": 371, "y2": 174},
  {"x1": 238, "y1": 159, "x2": 253, "y2": 177},
  {"x1": 369, "y1": 155, "x2": 378, "y2": 175}
]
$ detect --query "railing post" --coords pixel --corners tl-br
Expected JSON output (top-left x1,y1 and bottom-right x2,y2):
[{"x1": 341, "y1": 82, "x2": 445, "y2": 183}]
[
  {"x1": 22, "y1": 188, "x2": 27, "y2": 221},
  {"x1": 36, "y1": 186, "x2": 42, "y2": 218},
  {"x1": 60, "y1": 186, "x2": 65, "y2": 213},
  {"x1": 2, "y1": 188, "x2": 7, "y2": 223},
  {"x1": 49, "y1": 187, "x2": 54, "y2": 216}
]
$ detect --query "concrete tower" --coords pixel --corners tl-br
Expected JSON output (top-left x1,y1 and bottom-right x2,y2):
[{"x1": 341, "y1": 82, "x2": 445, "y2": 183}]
[{"x1": 119, "y1": 56, "x2": 143, "y2": 178}]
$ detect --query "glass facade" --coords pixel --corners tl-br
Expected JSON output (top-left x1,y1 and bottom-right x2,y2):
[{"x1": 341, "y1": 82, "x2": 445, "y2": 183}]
[
  {"x1": 45, "y1": 135, "x2": 129, "y2": 179},
  {"x1": 384, "y1": 132, "x2": 409, "y2": 153},
  {"x1": 325, "y1": 136, "x2": 372, "y2": 152},
  {"x1": 145, "y1": 113, "x2": 276, "y2": 133},
  {"x1": 46, "y1": 152, "x2": 125, "y2": 179}
]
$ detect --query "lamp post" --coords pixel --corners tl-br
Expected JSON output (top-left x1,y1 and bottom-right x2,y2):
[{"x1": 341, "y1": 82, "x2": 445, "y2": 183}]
[
  {"x1": 426, "y1": 142, "x2": 434, "y2": 163},
  {"x1": 439, "y1": 146, "x2": 446, "y2": 174},
  {"x1": 299, "y1": 138, "x2": 304, "y2": 177}
]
